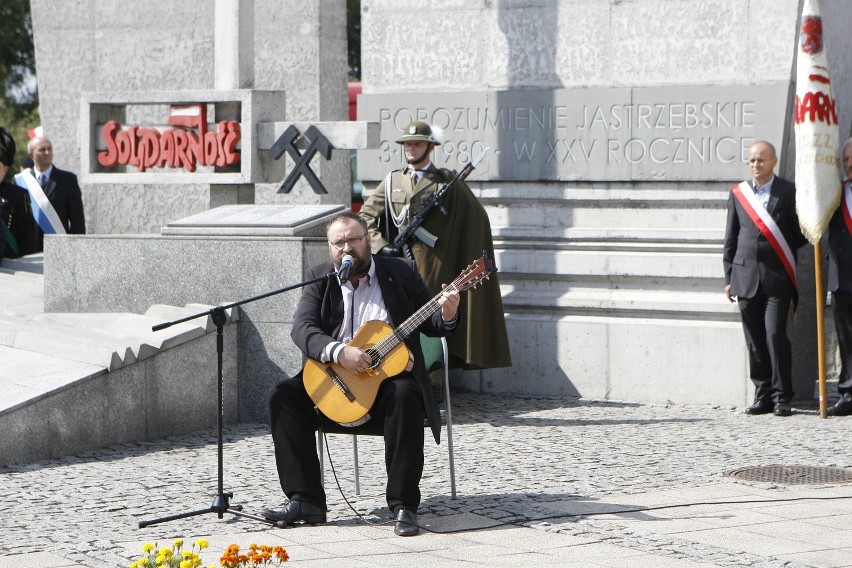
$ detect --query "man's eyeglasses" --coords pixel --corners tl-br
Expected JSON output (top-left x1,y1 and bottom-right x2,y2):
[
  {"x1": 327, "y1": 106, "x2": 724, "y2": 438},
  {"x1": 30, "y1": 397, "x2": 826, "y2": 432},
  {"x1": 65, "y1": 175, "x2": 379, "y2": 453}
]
[{"x1": 328, "y1": 233, "x2": 366, "y2": 250}]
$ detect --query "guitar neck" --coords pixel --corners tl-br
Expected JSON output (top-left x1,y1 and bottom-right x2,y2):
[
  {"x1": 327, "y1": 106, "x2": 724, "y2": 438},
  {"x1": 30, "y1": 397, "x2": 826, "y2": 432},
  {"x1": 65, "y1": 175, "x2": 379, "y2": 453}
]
[{"x1": 373, "y1": 283, "x2": 459, "y2": 358}]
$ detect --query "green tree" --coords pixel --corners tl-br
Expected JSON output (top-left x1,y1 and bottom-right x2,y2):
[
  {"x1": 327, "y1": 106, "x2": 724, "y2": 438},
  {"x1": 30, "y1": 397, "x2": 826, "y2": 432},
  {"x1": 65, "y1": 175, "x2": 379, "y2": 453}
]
[{"x1": 0, "y1": 0, "x2": 39, "y2": 177}]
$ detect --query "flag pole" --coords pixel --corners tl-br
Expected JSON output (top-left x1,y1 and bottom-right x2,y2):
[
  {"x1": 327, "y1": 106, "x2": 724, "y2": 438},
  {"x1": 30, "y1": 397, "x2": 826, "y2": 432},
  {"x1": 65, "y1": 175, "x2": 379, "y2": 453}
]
[
  {"x1": 793, "y1": 0, "x2": 841, "y2": 417},
  {"x1": 814, "y1": 241, "x2": 828, "y2": 418}
]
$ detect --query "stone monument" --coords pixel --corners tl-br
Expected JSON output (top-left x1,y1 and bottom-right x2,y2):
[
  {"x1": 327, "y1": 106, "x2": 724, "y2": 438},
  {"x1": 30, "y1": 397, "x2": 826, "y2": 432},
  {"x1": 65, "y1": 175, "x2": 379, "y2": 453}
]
[
  {"x1": 25, "y1": 0, "x2": 852, "y2": 420},
  {"x1": 357, "y1": 0, "x2": 852, "y2": 405}
]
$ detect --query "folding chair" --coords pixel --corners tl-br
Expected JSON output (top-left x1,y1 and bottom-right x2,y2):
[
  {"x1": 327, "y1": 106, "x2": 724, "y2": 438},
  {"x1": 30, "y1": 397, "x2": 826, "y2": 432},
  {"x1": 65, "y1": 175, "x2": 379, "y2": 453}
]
[{"x1": 317, "y1": 334, "x2": 457, "y2": 498}]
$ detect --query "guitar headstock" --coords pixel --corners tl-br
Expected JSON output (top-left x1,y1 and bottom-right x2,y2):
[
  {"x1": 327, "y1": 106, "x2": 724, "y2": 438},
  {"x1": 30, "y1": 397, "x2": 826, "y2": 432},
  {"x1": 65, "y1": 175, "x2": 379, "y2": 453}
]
[{"x1": 452, "y1": 251, "x2": 497, "y2": 292}]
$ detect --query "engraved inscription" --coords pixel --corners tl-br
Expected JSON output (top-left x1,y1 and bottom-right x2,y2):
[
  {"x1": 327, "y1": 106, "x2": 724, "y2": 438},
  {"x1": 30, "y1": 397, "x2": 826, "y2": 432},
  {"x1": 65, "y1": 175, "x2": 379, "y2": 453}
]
[{"x1": 357, "y1": 86, "x2": 787, "y2": 182}]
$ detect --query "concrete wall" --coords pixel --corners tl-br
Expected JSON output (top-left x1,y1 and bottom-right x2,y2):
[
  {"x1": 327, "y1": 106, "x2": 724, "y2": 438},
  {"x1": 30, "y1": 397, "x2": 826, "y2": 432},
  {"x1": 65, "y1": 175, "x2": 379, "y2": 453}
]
[
  {"x1": 0, "y1": 327, "x2": 237, "y2": 467},
  {"x1": 358, "y1": 0, "x2": 852, "y2": 404},
  {"x1": 43, "y1": 230, "x2": 330, "y2": 422},
  {"x1": 30, "y1": 0, "x2": 351, "y2": 234}
]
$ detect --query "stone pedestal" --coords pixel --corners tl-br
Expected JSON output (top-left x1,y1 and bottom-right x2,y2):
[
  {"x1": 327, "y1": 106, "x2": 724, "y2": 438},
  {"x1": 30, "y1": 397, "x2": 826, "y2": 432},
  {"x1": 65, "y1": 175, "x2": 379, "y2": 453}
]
[{"x1": 44, "y1": 204, "x2": 345, "y2": 421}]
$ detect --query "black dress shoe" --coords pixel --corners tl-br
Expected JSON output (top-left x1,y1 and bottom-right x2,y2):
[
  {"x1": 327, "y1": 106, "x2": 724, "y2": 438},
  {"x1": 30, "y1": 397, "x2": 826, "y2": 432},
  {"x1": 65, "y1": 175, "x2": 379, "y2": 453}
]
[
  {"x1": 744, "y1": 401, "x2": 773, "y2": 415},
  {"x1": 393, "y1": 507, "x2": 419, "y2": 536},
  {"x1": 773, "y1": 402, "x2": 792, "y2": 417},
  {"x1": 827, "y1": 398, "x2": 852, "y2": 417},
  {"x1": 262, "y1": 500, "x2": 327, "y2": 525}
]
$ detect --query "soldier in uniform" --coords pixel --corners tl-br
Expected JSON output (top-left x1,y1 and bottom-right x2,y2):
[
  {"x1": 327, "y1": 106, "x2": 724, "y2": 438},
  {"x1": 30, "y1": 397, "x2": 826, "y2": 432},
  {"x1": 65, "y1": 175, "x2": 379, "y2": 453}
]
[{"x1": 360, "y1": 121, "x2": 512, "y2": 375}]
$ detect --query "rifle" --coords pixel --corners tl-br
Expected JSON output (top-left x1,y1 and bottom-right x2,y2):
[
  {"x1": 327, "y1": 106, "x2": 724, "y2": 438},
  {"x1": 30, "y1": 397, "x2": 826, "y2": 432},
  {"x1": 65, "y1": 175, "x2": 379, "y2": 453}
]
[{"x1": 391, "y1": 146, "x2": 489, "y2": 259}]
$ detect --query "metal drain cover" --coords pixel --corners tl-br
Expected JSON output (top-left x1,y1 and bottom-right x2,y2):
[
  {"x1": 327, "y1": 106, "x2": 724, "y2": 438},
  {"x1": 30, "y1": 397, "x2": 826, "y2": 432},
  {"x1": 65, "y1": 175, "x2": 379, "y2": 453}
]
[{"x1": 727, "y1": 465, "x2": 852, "y2": 484}]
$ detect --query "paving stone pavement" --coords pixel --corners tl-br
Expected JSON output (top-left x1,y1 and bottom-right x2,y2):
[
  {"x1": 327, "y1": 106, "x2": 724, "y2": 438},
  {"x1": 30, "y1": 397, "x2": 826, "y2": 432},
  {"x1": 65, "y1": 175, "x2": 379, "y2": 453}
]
[{"x1": 2, "y1": 392, "x2": 852, "y2": 567}]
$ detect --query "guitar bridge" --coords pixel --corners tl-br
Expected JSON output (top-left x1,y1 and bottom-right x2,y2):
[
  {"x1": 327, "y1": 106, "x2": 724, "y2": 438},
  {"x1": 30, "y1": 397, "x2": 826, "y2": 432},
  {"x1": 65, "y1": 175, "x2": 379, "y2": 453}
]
[{"x1": 325, "y1": 367, "x2": 356, "y2": 402}]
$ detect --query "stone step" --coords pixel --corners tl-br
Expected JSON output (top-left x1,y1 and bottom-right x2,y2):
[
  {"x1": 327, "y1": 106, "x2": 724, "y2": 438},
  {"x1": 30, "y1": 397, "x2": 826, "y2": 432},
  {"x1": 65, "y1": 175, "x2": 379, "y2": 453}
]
[
  {"x1": 485, "y1": 202, "x2": 726, "y2": 231},
  {"x1": 1, "y1": 303, "x2": 237, "y2": 372},
  {"x1": 493, "y1": 227, "x2": 724, "y2": 245},
  {"x1": 495, "y1": 247, "x2": 723, "y2": 280},
  {"x1": 500, "y1": 283, "x2": 734, "y2": 317}
]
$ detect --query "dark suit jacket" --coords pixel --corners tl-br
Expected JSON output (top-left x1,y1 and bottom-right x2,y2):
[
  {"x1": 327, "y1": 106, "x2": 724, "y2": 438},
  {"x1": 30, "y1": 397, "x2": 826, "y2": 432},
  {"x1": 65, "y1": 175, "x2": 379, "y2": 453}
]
[
  {"x1": 723, "y1": 176, "x2": 808, "y2": 299},
  {"x1": 0, "y1": 180, "x2": 37, "y2": 257},
  {"x1": 290, "y1": 255, "x2": 452, "y2": 443},
  {"x1": 827, "y1": 203, "x2": 852, "y2": 294},
  {"x1": 33, "y1": 166, "x2": 86, "y2": 252}
]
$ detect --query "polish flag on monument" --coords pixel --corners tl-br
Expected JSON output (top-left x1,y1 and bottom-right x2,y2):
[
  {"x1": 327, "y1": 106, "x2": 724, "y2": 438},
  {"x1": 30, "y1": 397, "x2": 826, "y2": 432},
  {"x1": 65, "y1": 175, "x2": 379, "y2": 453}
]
[{"x1": 794, "y1": 0, "x2": 841, "y2": 244}]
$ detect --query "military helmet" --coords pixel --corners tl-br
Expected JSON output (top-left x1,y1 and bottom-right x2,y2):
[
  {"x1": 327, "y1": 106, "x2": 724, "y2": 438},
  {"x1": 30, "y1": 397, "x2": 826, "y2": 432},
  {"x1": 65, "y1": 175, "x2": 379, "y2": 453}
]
[
  {"x1": 395, "y1": 121, "x2": 443, "y2": 145},
  {"x1": 0, "y1": 127, "x2": 15, "y2": 167}
]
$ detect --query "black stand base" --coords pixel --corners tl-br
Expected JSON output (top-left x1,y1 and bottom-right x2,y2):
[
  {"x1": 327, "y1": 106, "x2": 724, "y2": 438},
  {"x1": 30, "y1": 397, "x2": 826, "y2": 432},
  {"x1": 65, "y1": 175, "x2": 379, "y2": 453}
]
[{"x1": 139, "y1": 492, "x2": 274, "y2": 528}]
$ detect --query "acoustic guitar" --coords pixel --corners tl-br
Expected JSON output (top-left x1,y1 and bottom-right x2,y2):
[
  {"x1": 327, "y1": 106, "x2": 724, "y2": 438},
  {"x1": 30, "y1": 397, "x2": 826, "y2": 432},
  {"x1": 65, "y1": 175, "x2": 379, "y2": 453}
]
[{"x1": 304, "y1": 253, "x2": 496, "y2": 426}]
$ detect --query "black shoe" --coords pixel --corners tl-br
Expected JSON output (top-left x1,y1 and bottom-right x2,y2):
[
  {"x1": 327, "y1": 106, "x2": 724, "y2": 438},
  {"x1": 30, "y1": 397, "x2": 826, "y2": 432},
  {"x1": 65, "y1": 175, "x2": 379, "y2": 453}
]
[
  {"x1": 827, "y1": 398, "x2": 852, "y2": 417},
  {"x1": 262, "y1": 500, "x2": 327, "y2": 525},
  {"x1": 773, "y1": 402, "x2": 792, "y2": 417},
  {"x1": 744, "y1": 401, "x2": 773, "y2": 415},
  {"x1": 393, "y1": 506, "x2": 419, "y2": 536}
]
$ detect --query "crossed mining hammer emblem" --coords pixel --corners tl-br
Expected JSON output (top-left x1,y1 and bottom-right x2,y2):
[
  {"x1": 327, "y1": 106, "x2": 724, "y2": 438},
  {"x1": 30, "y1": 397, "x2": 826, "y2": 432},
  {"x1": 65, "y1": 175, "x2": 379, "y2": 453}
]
[{"x1": 269, "y1": 125, "x2": 333, "y2": 194}]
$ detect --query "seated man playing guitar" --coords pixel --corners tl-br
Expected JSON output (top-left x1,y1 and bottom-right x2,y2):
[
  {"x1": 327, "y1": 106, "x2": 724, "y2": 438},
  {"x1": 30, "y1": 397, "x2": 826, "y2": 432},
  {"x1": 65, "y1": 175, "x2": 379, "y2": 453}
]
[{"x1": 265, "y1": 211, "x2": 460, "y2": 537}]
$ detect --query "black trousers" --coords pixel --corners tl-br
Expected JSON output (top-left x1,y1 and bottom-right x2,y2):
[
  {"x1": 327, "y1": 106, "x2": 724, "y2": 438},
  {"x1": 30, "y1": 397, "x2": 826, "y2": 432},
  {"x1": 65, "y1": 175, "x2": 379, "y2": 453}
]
[
  {"x1": 832, "y1": 291, "x2": 852, "y2": 401},
  {"x1": 268, "y1": 373, "x2": 426, "y2": 512},
  {"x1": 738, "y1": 286, "x2": 794, "y2": 403}
]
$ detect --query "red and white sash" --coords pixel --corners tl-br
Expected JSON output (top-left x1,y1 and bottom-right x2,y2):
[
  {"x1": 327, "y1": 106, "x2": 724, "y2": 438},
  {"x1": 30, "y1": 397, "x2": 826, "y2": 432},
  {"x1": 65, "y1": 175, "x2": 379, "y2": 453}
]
[
  {"x1": 731, "y1": 181, "x2": 797, "y2": 291},
  {"x1": 841, "y1": 180, "x2": 852, "y2": 236}
]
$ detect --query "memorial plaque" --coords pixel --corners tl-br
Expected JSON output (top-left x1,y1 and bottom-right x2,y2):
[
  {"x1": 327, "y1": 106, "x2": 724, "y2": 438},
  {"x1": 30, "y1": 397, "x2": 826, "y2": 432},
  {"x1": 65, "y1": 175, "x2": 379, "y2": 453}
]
[
  {"x1": 160, "y1": 204, "x2": 345, "y2": 236},
  {"x1": 357, "y1": 85, "x2": 789, "y2": 182}
]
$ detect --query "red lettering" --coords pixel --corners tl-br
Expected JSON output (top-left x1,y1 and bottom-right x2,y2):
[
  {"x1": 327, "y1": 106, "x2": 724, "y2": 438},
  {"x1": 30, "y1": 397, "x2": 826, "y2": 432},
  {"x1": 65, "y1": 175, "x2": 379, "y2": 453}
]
[
  {"x1": 795, "y1": 91, "x2": 838, "y2": 126},
  {"x1": 127, "y1": 126, "x2": 139, "y2": 167},
  {"x1": 173, "y1": 130, "x2": 194, "y2": 172},
  {"x1": 98, "y1": 121, "x2": 121, "y2": 167},
  {"x1": 138, "y1": 129, "x2": 160, "y2": 172},
  {"x1": 204, "y1": 131, "x2": 218, "y2": 165},
  {"x1": 158, "y1": 131, "x2": 175, "y2": 168},
  {"x1": 223, "y1": 122, "x2": 240, "y2": 166},
  {"x1": 117, "y1": 130, "x2": 132, "y2": 164},
  {"x1": 96, "y1": 103, "x2": 242, "y2": 173}
]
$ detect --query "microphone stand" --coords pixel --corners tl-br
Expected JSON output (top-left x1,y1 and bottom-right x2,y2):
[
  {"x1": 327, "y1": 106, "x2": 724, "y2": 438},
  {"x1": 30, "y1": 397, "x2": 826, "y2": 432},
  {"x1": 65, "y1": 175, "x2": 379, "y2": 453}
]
[{"x1": 138, "y1": 270, "x2": 336, "y2": 529}]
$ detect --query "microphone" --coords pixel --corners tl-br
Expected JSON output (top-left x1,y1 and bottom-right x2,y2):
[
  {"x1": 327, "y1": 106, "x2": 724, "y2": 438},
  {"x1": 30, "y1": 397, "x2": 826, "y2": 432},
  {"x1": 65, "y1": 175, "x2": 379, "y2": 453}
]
[{"x1": 337, "y1": 254, "x2": 354, "y2": 285}]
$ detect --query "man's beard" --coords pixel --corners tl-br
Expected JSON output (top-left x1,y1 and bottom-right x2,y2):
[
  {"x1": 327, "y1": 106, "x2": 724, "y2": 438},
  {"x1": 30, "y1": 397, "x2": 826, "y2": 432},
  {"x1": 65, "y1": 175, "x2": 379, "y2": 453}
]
[{"x1": 342, "y1": 252, "x2": 371, "y2": 277}]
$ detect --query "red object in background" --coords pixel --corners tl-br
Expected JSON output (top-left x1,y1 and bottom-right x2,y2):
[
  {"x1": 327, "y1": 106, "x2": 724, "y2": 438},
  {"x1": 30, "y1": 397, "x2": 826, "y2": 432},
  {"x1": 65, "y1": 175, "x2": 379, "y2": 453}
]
[{"x1": 348, "y1": 82, "x2": 362, "y2": 121}]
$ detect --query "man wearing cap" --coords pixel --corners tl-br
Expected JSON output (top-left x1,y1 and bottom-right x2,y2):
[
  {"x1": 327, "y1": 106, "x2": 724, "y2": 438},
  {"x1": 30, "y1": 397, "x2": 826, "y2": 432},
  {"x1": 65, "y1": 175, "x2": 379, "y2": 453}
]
[
  {"x1": 0, "y1": 127, "x2": 36, "y2": 260},
  {"x1": 360, "y1": 121, "x2": 512, "y2": 375}
]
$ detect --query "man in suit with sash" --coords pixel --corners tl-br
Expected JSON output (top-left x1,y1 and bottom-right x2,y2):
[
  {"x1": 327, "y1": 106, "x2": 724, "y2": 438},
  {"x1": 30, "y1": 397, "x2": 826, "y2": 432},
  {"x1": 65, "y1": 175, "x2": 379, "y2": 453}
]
[
  {"x1": 20, "y1": 136, "x2": 86, "y2": 252},
  {"x1": 724, "y1": 141, "x2": 808, "y2": 417},
  {"x1": 826, "y1": 138, "x2": 852, "y2": 416}
]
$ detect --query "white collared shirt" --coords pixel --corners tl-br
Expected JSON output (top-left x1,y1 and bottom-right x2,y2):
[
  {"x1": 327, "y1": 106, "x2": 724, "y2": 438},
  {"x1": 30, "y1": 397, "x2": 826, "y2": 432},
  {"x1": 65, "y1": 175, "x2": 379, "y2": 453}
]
[
  {"x1": 752, "y1": 175, "x2": 774, "y2": 210},
  {"x1": 33, "y1": 165, "x2": 54, "y2": 183},
  {"x1": 320, "y1": 258, "x2": 390, "y2": 363},
  {"x1": 409, "y1": 162, "x2": 431, "y2": 183}
]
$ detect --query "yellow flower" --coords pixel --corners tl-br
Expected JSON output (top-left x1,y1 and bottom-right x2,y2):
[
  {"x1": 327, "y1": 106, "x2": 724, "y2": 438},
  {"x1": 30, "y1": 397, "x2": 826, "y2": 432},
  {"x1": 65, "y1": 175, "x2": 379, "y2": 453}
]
[
  {"x1": 173, "y1": 538, "x2": 184, "y2": 549},
  {"x1": 196, "y1": 538, "x2": 209, "y2": 550},
  {"x1": 142, "y1": 542, "x2": 156, "y2": 553}
]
